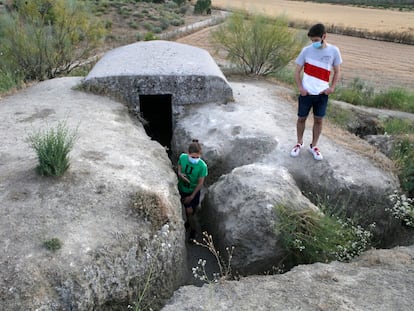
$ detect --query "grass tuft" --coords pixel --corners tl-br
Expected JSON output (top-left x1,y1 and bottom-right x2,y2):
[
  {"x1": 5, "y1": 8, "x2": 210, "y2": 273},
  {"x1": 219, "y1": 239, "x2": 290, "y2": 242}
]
[
  {"x1": 275, "y1": 204, "x2": 374, "y2": 267},
  {"x1": 27, "y1": 121, "x2": 78, "y2": 177},
  {"x1": 43, "y1": 237, "x2": 63, "y2": 251}
]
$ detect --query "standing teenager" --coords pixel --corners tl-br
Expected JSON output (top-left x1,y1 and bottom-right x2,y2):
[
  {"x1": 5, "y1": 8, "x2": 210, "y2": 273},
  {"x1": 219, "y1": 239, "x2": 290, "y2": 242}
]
[
  {"x1": 177, "y1": 139, "x2": 208, "y2": 242},
  {"x1": 290, "y1": 23, "x2": 342, "y2": 160}
]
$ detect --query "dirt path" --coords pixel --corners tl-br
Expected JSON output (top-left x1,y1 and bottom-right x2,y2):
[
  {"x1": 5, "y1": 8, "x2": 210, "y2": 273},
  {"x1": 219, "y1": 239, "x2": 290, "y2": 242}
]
[{"x1": 212, "y1": 0, "x2": 414, "y2": 33}]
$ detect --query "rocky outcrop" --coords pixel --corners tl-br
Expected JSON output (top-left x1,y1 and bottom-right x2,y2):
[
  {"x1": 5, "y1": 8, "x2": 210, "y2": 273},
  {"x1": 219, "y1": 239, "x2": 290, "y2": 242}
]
[
  {"x1": 162, "y1": 245, "x2": 414, "y2": 311},
  {"x1": 0, "y1": 74, "x2": 409, "y2": 310},
  {"x1": 201, "y1": 164, "x2": 318, "y2": 275},
  {"x1": 172, "y1": 80, "x2": 402, "y2": 274},
  {"x1": 0, "y1": 78, "x2": 185, "y2": 310}
]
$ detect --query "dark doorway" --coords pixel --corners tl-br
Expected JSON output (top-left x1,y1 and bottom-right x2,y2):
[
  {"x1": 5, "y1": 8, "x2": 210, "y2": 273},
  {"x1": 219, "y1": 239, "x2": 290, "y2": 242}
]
[{"x1": 139, "y1": 94, "x2": 173, "y2": 151}]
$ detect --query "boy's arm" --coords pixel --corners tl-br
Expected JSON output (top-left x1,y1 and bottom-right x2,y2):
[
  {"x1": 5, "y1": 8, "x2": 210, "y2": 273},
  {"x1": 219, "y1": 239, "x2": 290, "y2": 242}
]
[
  {"x1": 177, "y1": 164, "x2": 190, "y2": 183},
  {"x1": 295, "y1": 64, "x2": 308, "y2": 96}
]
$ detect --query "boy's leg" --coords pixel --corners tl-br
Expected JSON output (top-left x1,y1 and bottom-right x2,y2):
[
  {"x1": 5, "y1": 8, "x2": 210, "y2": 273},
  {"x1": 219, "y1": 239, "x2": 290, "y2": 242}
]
[
  {"x1": 296, "y1": 95, "x2": 312, "y2": 144},
  {"x1": 311, "y1": 94, "x2": 328, "y2": 147},
  {"x1": 182, "y1": 191, "x2": 201, "y2": 241},
  {"x1": 311, "y1": 117, "x2": 323, "y2": 147}
]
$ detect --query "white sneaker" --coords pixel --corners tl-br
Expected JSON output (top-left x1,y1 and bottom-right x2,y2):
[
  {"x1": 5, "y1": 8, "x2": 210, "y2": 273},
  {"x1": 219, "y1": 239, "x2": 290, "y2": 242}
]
[
  {"x1": 290, "y1": 143, "x2": 303, "y2": 157},
  {"x1": 309, "y1": 145, "x2": 323, "y2": 160}
]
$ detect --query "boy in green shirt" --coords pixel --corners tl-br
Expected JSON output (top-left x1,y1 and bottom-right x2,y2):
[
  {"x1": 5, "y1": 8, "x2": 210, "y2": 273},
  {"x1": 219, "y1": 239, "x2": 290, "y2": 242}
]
[{"x1": 177, "y1": 139, "x2": 208, "y2": 242}]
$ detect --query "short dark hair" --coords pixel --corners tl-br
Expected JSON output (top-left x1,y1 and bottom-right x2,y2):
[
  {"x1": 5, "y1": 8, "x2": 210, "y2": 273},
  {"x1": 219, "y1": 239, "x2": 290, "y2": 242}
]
[
  {"x1": 308, "y1": 23, "x2": 326, "y2": 37},
  {"x1": 188, "y1": 139, "x2": 202, "y2": 153}
]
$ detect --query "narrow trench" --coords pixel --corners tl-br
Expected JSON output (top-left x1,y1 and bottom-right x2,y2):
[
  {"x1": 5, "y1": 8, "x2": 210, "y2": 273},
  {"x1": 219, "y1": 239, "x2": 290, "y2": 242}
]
[{"x1": 139, "y1": 95, "x2": 220, "y2": 287}]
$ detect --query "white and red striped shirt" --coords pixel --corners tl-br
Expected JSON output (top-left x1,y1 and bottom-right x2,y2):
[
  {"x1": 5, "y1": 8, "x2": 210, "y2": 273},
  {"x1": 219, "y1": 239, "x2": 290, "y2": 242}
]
[{"x1": 296, "y1": 43, "x2": 342, "y2": 95}]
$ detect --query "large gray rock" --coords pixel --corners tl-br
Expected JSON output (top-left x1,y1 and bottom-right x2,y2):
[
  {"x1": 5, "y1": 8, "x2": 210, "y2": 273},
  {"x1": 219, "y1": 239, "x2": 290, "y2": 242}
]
[
  {"x1": 201, "y1": 164, "x2": 318, "y2": 274},
  {"x1": 82, "y1": 40, "x2": 233, "y2": 111},
  {"x1": 172, "y1": 80, "x2": 401, "y2": 267},
  {"x1": 162, "y1": 245, "x2": 414, "y2": 311},
  {"x1": 0, "y1": 78, "x2": 185, "y2": 310}
]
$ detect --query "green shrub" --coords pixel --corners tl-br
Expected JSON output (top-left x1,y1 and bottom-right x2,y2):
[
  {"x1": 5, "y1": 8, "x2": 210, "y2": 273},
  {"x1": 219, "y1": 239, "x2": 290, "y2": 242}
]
[
  {"x1": 136, "y1": 32, "x2": 143, "y2": 41},
  {"x1": 212, "y1": 12, "x2": 306, "y2": 76},
  {"x1": 382, "y1": 118, "x2": 414, "y2": 135},
  {"x1": 173, "y1": 0, "x2": 186, "y2": 6},
  {"x1": 276, "y1": 204, "x2": 373, "y2": 266},
  {"x1": 326, "y1": 103, "x2": 354, "y2": 129},
  {"x1": 271, "y1": 66, "x2": 296, "y2": 85},
  {"x1": 43, "y1": 237, "x2": 63, "y2": 251},
  {"x1": 0, "y1": 0, "x2": 106, "y2": 81},
  {"x1": 393, "y1": 138, "x2": 414, "y2": 197},
  {"x1": 0, "y1": 67, "x2": 22, "y2": 93},
  {"x1": 331, "y1": 77, "x2": 374, "y2": 106},
  {"x1": 194, "y1": 0, "x2": 211, "y2": 14},
  {"x1": 144, "y1": 31, "x2": 157, "y2": 41},
  {"x1": 332, "y1": 78, "x2": 414, "y2": 113},
  {"x1": 128, "y1": 21, "x2": 139, "y2": 29},
  {"x1": 27, "y1": 121, "x2": 78, "y2": 177},
  {"x1": 170, "y1": 18, "x2": 184, "y2": 26},
  {"x1": 372, "y1": 88, "x2": 414, "y2": 113}
]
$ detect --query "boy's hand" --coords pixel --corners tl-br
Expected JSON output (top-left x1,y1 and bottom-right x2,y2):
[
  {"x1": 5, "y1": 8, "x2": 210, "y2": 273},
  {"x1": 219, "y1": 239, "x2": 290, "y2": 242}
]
[
  {"x1": 321, "y1": 86, "x2": 335, "y2": 95},
  {"x1": 179, "y1": 173, "x2": 190, "y2": 184},
  {"x1": 183, "y1": 196, "x2": 193, "y2": 205}
]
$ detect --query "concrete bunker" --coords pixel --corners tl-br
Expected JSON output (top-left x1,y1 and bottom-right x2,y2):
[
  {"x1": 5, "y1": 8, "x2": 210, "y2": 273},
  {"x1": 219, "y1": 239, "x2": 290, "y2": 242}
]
[{"x1": 83, "y1": 40, "x2": 233, "y2": 150}]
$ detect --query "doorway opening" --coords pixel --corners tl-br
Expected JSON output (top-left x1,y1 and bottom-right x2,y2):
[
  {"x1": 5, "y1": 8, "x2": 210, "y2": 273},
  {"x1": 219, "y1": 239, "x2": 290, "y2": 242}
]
[{"x1": 139, "y1": 94, "x2": 173, "y2": 152}]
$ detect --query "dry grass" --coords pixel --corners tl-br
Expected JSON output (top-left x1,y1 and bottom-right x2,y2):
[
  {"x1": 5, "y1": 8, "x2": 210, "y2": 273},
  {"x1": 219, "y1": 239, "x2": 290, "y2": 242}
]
[
  {"x1": 130, "y1": 190, "x2": 169, "y2": 231},
  {"x1": 323, "y1": 118, "x2": 396, "y2": 172}
]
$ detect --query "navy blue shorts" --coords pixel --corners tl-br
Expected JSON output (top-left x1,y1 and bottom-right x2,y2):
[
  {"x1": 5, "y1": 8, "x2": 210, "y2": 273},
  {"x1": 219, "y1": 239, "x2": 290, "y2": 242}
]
[
  {"x1": 298, "y1": 94, "x2": 328, "y2": 118},
  {"x1": 179, "y1": 190, "x2": 201, "y2": 209}
]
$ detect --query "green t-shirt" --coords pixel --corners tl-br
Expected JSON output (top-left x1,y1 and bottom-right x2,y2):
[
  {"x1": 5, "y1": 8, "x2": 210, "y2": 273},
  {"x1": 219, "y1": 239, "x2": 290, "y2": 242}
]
[{"x1": 177, "y1": 153, "x2": 208, "y2": 193}]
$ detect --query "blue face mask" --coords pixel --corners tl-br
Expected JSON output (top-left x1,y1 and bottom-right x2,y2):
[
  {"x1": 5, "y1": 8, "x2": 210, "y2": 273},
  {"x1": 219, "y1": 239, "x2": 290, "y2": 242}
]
[
  {"x1": 188, "y1": 156, "x2": 200, "y2": 165},
  {"x1": 312, "y1": 41, "x2": 322, "y2": 49}
]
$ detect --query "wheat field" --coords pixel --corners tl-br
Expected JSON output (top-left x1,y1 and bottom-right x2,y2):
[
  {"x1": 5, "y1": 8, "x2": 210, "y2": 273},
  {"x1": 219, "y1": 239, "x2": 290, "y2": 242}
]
[{"x1": 212, "y1": 0, "x2": 414, "y2": 33}]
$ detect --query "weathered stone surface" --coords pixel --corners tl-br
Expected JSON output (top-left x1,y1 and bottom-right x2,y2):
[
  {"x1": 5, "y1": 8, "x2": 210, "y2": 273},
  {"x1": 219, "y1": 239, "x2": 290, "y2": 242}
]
[
  {"x1": 82, "y1": 40, "x2": 233, "y2": 112},
  {"x1": 162, "y1": 245, "x2": 414, "y2": 311},
  {"x1": 0, "y1": 78, "x2": 186, "y2": 310},
  {"x1": 201, "y1": 163, "x2": 318, "y2": 274},
  {"x1": 365, "y1": 134, "x2": 398, "y2": 157},
  {"x1": 172, "y1": 80, "x2": 401, "y2": 262}
]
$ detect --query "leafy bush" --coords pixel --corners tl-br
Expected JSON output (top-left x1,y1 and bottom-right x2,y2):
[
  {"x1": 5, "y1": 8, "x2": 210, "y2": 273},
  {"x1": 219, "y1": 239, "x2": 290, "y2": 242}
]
[
  {"x1": 0, "y1": 0, "x2": 106, "y2": 81},
  {"x1": 194, "y1": 0, "x2": 211, "y2": 14},
  {"x1": 212, "y1": 12, "x2": 306, "y2": 76},
  {"x1": 276, "y1": 204, "x2": 373, "y2": 266},
  {"x1": 144, "y1": 31, "x2": 158, "y2": 41},
  {"x1": 27, "y1": 121, "x2": 78, "y2": 177}
]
